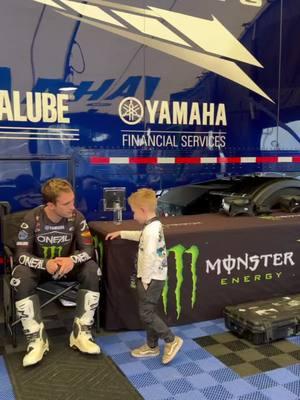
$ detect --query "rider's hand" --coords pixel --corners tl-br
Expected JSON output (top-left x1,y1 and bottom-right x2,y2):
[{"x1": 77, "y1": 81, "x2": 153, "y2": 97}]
[
  {"x1": 46, "y1": 259, "x2": 60, "y2": 275},
  {"x1": 54, "y1": 257, "x2": 74, "y2": 276}
]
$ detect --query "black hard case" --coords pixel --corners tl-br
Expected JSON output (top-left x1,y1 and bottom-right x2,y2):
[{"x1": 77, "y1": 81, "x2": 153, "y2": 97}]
[{"x1": 224, "y1": 294, "x2": 300, "y2": 344}]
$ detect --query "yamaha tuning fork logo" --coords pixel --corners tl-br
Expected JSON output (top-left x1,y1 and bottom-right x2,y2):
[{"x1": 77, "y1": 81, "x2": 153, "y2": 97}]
[{"x1": 119, "y1": 97, "x2": 144, "y2": 125}]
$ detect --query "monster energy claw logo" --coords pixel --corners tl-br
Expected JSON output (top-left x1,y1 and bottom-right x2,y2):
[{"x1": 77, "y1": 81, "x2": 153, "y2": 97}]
[
  {"x1": 162, "y1": 244, "x2": 199, "y2": 319},
  {"x1": 42, "y1": 246, "x2": 63, "y2": 258}
]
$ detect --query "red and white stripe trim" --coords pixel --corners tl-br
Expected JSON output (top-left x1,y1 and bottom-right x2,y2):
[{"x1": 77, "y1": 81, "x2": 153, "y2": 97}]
[{"x1": 90, "y1": 156, "x2": 300, "y2": 165}]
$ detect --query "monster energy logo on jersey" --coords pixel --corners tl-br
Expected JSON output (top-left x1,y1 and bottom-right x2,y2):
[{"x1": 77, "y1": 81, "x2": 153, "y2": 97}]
[
  {"x1": 162, "y1": 244, "x2": 199, "y2": 319},
  {"x1": 42, "y1": 246, "x2": 63, "y2": 258}
]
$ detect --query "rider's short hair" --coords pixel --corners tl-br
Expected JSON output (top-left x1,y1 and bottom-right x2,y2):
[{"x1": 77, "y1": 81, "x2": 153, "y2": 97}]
[{"x1": 42, "y1": 178, "x2": 73, "y2": 204}]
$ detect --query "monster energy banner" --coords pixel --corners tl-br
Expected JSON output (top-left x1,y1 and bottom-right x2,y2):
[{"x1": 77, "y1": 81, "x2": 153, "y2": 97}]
[{"x1": 89, "y1": 214, "x2": 300, "y2": 330}]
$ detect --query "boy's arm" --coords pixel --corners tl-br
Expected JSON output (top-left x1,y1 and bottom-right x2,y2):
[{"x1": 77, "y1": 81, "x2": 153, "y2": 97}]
[
  {"x1": 105, "y1": 230, "x2": 141, "y2": 241},
  {"x1": 120, "y1": 230, "x2": 141, "y2": 241}
]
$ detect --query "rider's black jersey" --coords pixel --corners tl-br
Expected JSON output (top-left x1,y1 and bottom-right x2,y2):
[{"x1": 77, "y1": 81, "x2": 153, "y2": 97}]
[{"x1": 15, "y1": 205, "x2": 94, "y2": 270}]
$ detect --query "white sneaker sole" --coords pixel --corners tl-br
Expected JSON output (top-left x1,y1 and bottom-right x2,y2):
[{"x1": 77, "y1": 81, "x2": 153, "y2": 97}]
[{"x1": 131, "y1": 351, "x2": 160, "y2": 358}]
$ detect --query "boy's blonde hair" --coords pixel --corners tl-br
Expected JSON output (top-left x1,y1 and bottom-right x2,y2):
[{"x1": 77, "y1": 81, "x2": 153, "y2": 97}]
[
  {"x1": 128, "y1": 188, "x2": 157, "y2": 211},
  {"x1": 42, "y1": 178, "x2": 73, "y2": 204}
]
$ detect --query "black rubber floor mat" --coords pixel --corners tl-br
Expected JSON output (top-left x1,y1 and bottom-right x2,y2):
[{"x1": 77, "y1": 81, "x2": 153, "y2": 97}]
[
  {"x1": 4, "y1": 337, "x2": 142, "y2": 400},
  {"x1": 194, "y1": 332, "x2": 300, "y2": 377}
]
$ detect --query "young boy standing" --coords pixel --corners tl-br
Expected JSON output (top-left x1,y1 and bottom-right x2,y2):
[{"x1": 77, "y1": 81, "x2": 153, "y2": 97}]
[{"x1": 105, "y1": 188, "x2": 183, "y2": 364}]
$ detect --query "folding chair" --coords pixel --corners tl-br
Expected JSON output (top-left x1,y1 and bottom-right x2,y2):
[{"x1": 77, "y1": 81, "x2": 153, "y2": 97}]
[{"x1": 1, "y1": 208, "x2": 99, "y2": 347}]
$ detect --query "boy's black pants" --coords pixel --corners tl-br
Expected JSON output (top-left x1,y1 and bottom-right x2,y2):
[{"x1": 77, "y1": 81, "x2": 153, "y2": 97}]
[{"x1": 137, "y1": 279, "x2": 174, "y2": 347}]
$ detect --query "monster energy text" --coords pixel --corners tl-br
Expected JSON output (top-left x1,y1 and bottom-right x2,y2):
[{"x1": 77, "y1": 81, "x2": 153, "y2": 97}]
[
  {"x1": 221, "y1": 272, "x2": 283, "y2": 286},
  {"x1": 206, "y1": 252, "x2": 295, "y2": 275}
]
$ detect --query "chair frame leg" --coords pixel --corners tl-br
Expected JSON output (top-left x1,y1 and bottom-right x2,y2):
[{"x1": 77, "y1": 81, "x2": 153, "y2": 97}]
[
  {"x1": 95, "y1": 305, "x2": 100, "y2": 333},
  {"x1": 10, "y1": 284, "x2": 17, "y2": 347}
]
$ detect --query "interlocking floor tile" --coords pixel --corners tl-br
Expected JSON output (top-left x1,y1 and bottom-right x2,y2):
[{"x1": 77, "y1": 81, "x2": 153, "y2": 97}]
[
  {"x1": 194, "y1": 332, "x2": 300, "y2": 377},
  {"x1": 201, "y1": 383, "x2": 234, "y2": 400},
  {"x1": 163, "y1": 378, "x2": 194, "y2": 396},
  {"x1": 284, "y1": 380, "x2": 300, "y2": 397},
  {"x1": 261, "y1": 385, "x2": 299, "y2": 400},
  {"x1": 266, "y1": 367, "x2": 300, "y2": 385}
]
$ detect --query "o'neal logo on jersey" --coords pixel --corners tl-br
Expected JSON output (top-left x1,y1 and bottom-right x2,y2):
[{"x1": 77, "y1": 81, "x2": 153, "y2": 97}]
[
  {"x1": 37, "y1": 232, "x2": 72, "y2": 245},
  {"x1": 42, "y1": 246, "x2": 63, "y2": 258}
]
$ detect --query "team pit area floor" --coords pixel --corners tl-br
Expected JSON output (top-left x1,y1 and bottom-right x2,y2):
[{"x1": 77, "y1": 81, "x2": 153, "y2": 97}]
[{"x1": 1, "y1": 280, "x2": 300, "y2": 400}]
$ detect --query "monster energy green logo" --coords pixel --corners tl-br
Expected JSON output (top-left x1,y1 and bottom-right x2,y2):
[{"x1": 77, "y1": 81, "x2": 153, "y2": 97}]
[
  {"x1": 162, "y1": 244, "x2": 199, "y2": 319},
  {"x1": 42, "y1": 246, "x2": 63, "y2": 258}
]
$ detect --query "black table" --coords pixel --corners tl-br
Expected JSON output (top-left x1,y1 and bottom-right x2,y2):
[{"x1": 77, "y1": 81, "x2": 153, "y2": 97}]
[{"x1": 89, "y1": 213, "x2": 300, "y2": 330}]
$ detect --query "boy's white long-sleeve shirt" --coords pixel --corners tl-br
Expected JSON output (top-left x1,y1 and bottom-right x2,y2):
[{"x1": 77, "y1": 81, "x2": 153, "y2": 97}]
[{"x1": 120, "y1": 220, "x2": 168, "y2": 284}]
